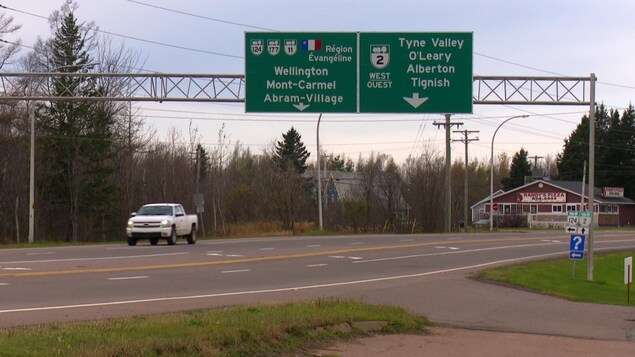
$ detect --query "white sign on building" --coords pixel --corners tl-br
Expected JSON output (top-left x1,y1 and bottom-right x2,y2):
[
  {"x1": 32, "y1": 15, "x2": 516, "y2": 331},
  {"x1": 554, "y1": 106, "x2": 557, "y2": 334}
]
[{"x1": 517, "y1": 192, "x2": 566, "y2": 203}]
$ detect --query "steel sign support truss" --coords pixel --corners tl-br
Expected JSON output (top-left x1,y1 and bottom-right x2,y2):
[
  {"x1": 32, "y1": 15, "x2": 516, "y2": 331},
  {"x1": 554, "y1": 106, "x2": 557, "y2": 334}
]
[
  {"x1": 473, "y1": 76, "x2": 591, "y2": 105},
  {"x1": 0, "y1": 72, "x2": 245, "y2": 102}
]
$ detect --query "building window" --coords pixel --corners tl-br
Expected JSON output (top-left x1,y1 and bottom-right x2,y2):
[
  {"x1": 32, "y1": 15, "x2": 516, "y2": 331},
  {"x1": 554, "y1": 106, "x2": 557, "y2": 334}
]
[
  {"x1": 552, "y1": 205, "x2": 563, "y2": 213},
  {"x1": 509, "y1": 204, "x2": 523, "y2": 215},
  {"x1": 600, "y1": 205, "x2": 619, "y2": 214},
  {"x1": 566, "y1": 204, "x2": 577, "y2": 212},
  {"x1": 530, "y1": 205, "x2": 537, "y2": 214}
]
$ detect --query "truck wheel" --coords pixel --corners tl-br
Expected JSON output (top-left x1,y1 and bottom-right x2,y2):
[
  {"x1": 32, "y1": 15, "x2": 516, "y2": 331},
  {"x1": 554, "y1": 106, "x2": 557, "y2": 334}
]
[
  {"x1": 150, "y1": 238, "x2": 159, "y2": 245},
  {"x1": 187, "y1": 225, "x2": 197, "y2": 244},
  {"x1": 167, "y1": 227, "x2": 177, "y2": 245},
  {"x1": 127, "y1": 238, "x2": 137, "y2": 246}
]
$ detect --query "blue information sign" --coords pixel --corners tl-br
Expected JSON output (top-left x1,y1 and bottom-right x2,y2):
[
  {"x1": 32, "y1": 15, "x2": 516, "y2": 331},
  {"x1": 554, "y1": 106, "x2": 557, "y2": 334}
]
[{"x1": 569, "y1": 234, "x2": 586, "y2": 260}]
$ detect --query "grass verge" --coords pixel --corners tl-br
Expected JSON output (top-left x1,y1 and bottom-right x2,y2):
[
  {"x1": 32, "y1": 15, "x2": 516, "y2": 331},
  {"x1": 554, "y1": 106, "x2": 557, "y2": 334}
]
[
  {"x1": 0, "y1": 299, "x2": 430, "y2": 357},
  {"x1": 471, "y1": 250, "x2": 635, "y2": 306}
]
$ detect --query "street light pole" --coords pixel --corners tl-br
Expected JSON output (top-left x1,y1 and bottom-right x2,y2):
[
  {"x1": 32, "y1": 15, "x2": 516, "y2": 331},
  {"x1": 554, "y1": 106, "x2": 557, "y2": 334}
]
[
  {"x1": 489, "y1": 115, "x2": 529, "y2": 232},
  {"x1": 28, "y1": 103, "x2": 35, "y2": 243},
  {"x1": 316, "y1": 113, "x2": 323, "y2": 231}
]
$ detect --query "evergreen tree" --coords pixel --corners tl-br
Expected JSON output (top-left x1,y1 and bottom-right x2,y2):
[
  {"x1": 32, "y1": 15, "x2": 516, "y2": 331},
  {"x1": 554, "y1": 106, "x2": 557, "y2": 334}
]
[
  {"x1": 556, "y1": 105, "x2": 635, "y2": 200},
  {"x1": 501, "y1": 148, "x2": 531, "y2": 190},
  {"x1": 556, "y1": 105, "x2": 609, "y2": 181},
  {"x1": 599, "y1": 106, "x2": 635, "y2": 198},
  {"x1": 195, "y1": 143, "x2": 211, "y2": 179},
  {"x1": 36, "y1": 3, "x2": 115, "y2": 242},
  {"x1": 274, "y1": 127, "x2": 310, "y2": 174}
]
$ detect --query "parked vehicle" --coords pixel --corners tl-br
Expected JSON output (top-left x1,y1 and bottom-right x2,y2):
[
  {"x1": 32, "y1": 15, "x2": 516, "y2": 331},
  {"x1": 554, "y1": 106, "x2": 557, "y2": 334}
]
[{"x1": 126, "y1": 203, "x2": 197, "y2": 246}]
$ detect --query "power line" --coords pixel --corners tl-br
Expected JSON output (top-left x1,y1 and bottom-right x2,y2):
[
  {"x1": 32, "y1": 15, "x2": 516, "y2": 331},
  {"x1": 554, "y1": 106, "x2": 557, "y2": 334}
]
[
  {"x1": 126, "y1": 0, "x2": 276, "y2": 32},
  {"x1": 0, "y1": 3, "x2": 244, "y2": 59}
]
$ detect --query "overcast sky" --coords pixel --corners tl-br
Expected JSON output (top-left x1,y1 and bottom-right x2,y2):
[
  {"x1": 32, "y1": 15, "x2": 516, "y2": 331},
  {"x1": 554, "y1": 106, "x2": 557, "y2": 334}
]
[{"x1": 3, "y1": 0, "x2": 635, "y2": 166}]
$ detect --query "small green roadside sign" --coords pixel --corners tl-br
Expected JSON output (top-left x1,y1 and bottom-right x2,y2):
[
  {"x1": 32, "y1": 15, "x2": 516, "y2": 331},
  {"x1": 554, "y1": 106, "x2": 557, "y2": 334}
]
[
  {"x1": 359, "y1": 32, "x2": 473, "y2": 113},
  {"x1": 245, "y1": 32, "x2": 358, "y2": 113}
]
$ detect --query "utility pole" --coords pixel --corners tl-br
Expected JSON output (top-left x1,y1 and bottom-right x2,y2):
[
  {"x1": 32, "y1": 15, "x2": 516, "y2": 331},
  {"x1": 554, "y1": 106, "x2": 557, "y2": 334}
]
[
  {"x1": 453, "y1": 129, "x2": 479, "y2": 231},
  {"x1": 434, "y1": 114, "x2": 463, "y2": 233},
  {"x1": 528, "y1": 155, "x2": 544, "y2": 168}
]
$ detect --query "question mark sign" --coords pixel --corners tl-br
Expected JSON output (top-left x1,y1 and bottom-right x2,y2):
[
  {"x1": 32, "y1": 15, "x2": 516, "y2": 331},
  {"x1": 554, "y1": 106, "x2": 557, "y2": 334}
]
[{"x1": 573, "y1": 236, "x2": 582, "y2": 250}]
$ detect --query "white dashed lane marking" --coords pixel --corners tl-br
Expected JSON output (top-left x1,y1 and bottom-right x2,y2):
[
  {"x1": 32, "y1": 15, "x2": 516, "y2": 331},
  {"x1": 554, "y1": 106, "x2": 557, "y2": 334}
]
[
  {"x1": 108, "y1": 276, "x2": 148, "y2": 281},
  {"x1": 307, "y1": 264, "x2": 328, "y2": 268},
  {"x1": 221, "y1": 269, "x2": 250, "y2": 274}
]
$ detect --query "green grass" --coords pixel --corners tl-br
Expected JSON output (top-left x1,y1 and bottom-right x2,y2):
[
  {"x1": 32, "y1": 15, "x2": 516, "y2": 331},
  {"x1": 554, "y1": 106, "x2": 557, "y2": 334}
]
[
  {"x1": 472, "y1": 251, "x2": 635, "y2": 305},
  {"x1": 0, "y1": 299, "x2": 429, "y2": 357}
]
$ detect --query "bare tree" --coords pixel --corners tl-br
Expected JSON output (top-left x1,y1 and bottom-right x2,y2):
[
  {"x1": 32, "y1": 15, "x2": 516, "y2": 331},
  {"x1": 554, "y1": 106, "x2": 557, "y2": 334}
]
[
  {"x1": 0, "y1": 12, "x2": 21, "y2": 68},
  {"x1": 0, "y1": 11, "x2": 25, "y2": 242},
  {"x1": 402, "y1": 148, "x2": 445, "y2": 232}
]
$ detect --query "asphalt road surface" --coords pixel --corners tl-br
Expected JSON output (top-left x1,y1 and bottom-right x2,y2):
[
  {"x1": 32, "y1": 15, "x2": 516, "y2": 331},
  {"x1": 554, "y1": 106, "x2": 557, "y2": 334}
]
[{"x1": 1, "y1": 230, "x2": 634, "y2": 343}]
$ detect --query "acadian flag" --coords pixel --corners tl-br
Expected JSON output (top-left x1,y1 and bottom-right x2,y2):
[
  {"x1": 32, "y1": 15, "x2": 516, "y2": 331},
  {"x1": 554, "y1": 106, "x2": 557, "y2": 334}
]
[{"x1": 301, "y1": 39, "x2": 322, "y2": 51}]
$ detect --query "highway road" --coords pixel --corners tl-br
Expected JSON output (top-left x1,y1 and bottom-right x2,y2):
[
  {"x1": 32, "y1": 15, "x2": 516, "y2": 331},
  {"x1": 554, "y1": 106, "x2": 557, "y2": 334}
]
[{"x1": 1, "y1": 230, "x2": 634, "y2": 341}]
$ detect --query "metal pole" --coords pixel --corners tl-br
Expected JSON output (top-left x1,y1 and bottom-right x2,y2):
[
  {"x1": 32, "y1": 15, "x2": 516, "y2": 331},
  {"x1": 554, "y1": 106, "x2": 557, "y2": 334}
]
[
  {"x1": 316, "y1": 113, "x2": 323, "y2": 231},
  {"x1": 444, "y1": 114, "x2": 452, "y2": 233},
  {"x1": 587, "y1": 73, "x2": 596, "y2": 282},
  {"x1": 28, "y1": 102, "x2": 35, "y2": 244},
  {"x1": 463, "y1": 134, "x2": 469, "y2": 231},
  {"x1": 489, "y1": 115, "x2": 529, "y2": 232}
]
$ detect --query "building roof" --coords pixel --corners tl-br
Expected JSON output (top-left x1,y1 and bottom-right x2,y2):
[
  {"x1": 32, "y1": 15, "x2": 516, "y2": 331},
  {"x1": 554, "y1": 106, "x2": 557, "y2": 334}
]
[
  {"x1": 491, "y1": 179, "x2": 634, "y2": 205},
  {"x1": 470, "y1": 189, "x2": 505, "y2": 210}
]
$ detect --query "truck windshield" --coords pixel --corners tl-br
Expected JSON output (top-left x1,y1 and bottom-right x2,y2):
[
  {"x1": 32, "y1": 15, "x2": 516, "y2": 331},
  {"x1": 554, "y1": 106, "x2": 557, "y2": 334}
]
[{"x1": 137, "y1": 205, "x2": 173, "y2": 216}]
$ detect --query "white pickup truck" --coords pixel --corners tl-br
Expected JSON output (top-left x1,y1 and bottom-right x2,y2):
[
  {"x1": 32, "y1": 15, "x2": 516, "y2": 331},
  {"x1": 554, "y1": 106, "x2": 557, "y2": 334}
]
[{"x1": 126, "y1": 203, "x2": 198, "y2": 246}]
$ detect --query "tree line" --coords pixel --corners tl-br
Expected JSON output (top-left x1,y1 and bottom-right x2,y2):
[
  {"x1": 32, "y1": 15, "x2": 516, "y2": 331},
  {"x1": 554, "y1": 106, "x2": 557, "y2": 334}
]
[{"x1": 0, "y1": 2, "x2": 633, "y2": 243}]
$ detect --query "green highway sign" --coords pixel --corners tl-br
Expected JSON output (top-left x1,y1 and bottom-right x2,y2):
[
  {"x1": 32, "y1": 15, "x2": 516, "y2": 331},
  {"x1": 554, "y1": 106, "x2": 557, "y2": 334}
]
[
  {"x1": 245, "y1": 32, "x2": 358, "y2": 113},
  {"x1": 360, "y1": 32, "x2": 473, "y2": 113},
  {"x1": 245, "y1": 32, "x2": 473, "y2": 114}
]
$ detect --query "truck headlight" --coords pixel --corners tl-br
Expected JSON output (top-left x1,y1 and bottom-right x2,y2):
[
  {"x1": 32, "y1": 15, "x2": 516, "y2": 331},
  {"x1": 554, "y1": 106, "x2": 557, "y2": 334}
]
[
  {"x1": 127, "y1": 220, "x2": 133, "y2": 228},
  {"x1": 161, "y1": 219, "x2": 170, "y2": 227}
]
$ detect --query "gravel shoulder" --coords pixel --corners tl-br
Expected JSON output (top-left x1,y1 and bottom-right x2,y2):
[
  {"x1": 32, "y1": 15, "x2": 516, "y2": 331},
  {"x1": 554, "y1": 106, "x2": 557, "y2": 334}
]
[{"x1": 311, "y1": 327, "x2": 635, "y2": 356}]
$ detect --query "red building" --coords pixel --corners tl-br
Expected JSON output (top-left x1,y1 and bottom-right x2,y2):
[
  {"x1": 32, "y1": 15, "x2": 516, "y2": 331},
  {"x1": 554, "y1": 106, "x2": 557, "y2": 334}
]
[{"x1": 471, "y1": 180, "x2": 635, "y2": 228}]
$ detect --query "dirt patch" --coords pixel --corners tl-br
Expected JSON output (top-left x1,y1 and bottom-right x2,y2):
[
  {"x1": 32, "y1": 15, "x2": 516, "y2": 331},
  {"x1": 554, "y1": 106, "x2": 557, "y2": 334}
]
[{"x1": 310, "y1": 327, "x2": 635, "y2": 356}]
